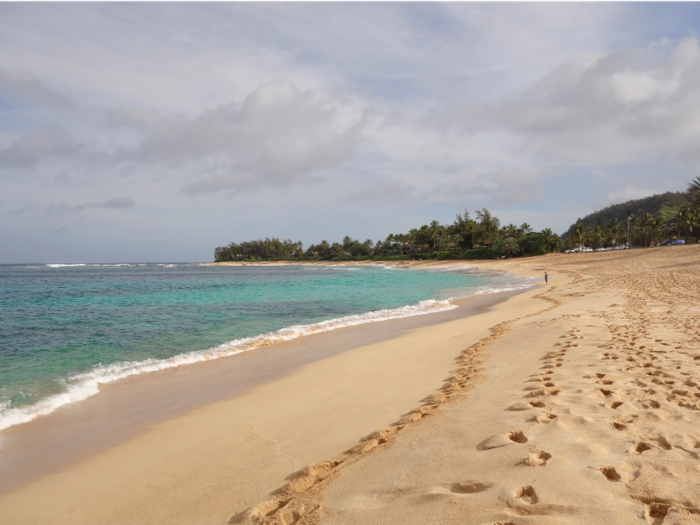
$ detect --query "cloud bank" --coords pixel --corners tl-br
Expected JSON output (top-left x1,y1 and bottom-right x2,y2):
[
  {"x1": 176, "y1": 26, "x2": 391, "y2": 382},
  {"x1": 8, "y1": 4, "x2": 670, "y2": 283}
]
[{"x1": 1, "y1": 3, "x2": 699, "y2": 262}]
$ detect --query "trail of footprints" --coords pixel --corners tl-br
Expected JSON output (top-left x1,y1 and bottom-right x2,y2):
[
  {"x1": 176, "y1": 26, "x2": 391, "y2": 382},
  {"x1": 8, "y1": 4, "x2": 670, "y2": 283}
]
[
  {"x1": 482, "y1": 321, "x2": 697, "y2": 523},
  {"x1": 533, "y1": 250, "x2": 700, "y2": 523},
  {"x1": 231, "y1": 318, "x2": 523, "y2": 525},
  {"x1": 475, "y1": 327, "x2": 577, "y2": 523},
  {"x1": 229, "y1": 286, "x2": 567, "y2": 525},
  {"x1": 232, "y1": 289, "x2": 564, "y2": 525},
  {"x1": 580, "y1": 305, "x2": 700, "y2": 521}
]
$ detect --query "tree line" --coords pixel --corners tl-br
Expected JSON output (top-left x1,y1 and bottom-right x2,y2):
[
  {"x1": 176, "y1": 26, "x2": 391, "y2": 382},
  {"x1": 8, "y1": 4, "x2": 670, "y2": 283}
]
[
  {"x1": 563, "y1": 191, "x2": 693, "y2": 238},
  {"x1": 214, "y1": 178, "x2": 700, "y2": 262},
  {"x1": 570, "y1": 205, "x2": 700, "y2": 249},
  {"x1": 570, "y1": 178, "x2": 700, "y2": 249},
  {"x1": 214, "y1": 208, "x2": 564, "y2": 262}
]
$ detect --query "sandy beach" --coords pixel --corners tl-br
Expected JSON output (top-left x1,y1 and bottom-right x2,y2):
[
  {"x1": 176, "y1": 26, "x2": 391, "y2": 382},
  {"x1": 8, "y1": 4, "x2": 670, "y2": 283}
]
[{"x1": 2, "y1": 246, "x2": 700, "y2": 524}]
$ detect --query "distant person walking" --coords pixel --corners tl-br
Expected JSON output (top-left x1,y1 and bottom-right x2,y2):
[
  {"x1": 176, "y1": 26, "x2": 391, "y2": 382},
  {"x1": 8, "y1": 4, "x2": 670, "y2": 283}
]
[{"x1": 544, "y1": 271, "x2": 548, "y2": 285}]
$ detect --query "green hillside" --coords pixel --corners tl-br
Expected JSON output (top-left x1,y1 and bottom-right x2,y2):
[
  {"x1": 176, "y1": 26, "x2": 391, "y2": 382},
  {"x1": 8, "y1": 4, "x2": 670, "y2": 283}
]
[{"x1": 563, "y1": 191, "x2": 693, "y2": 239}]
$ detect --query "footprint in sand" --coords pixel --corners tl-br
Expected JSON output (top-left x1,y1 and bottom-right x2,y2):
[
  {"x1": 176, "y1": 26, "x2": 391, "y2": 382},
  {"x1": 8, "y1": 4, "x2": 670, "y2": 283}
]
[
  {"x1": 533, "y1": 412, "x2": 557, "y2": 424},
  {"x1": 634, "y1": 442, "x2": 653, "y2": 454},
  {"x1": 656, "y1": 436, "x2": 672, "y2": 450},
  {"x1": 506, "y1": 402, "x2": 533, "y2": 411},
  {"x1": 598, "y1": 466, "x2": 621, "y2": 481},
  {"x1": 507, "y1": 431, "x2": 528, "y2": 443},
  {"x1": 516, "y1": 485, "x2": 539, "y2": 504},
  {"x1": 640, "y1": 498, "x2": 670, "y2": 523},
  {"x1": 478, "y1": 431, "x2": 528, "y2": 450},
  {"x1": 526, "y1": 388, "x2": 560, "y2": 398},
  {"x1": 450, "y1": 482, "x2": 491, "y2": 494},
  {"x1": 520, "y1": 451, "x2": 552, "y2": 466}
]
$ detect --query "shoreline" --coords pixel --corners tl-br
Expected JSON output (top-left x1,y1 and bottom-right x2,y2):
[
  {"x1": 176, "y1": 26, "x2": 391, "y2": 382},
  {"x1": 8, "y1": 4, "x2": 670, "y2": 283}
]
[
  {"x1": 0, "y1": 261, "x2": 533, "y2": 435},
  {"x1": 0, "y1": 274, "x2": 535, "y2": 498}
]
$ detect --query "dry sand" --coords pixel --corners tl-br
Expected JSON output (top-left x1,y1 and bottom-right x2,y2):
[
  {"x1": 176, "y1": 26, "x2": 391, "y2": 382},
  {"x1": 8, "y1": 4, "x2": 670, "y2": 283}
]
[
  {"x1": 2, "y1": 247, "x2": 699, "y2": 525},
  {"x1": 235, "y1": 247, "x2": 700, "y2": 525}
]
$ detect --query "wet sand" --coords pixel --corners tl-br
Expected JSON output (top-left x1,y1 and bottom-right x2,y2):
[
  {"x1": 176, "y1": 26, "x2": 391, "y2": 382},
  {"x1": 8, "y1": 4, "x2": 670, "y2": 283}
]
[{"x1": 0, "y1": 284, "x2": 530, "y2": 509}]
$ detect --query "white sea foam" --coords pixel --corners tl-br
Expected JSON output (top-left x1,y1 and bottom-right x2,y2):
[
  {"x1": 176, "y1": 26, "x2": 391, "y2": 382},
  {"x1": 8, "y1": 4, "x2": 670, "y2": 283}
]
[
  {"x1": 46, "y1": 264, "x2": 86, "y2": 268},
  {"x1": 0, "y1": 298, "x2": 458, "y2": 432}
]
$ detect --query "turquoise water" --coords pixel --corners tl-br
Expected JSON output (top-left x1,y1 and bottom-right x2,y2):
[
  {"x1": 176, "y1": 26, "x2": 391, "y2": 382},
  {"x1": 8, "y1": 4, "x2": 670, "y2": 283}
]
[{"x1": 0, "y1": 263, "x2": 534, "y2": 430}]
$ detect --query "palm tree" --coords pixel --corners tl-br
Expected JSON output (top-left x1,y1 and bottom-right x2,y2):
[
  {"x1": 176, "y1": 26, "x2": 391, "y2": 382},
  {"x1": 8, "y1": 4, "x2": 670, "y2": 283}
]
[
  {"x1": 640, "y1": 213, "x2": 654, "y2": 247},
  {"x1": 688, "y1": 177, "x2": 700, "y2": 207},
  {"x1": 500, "y1": 237, "x2": 521, "y2": 257},
  {"x1": 520, "y1": 223, "x2": 532, "y2": 235},
  {"x1": 501, "y1": 223, "x2": 519, "y2": 238},
  {"x1": 628, "y1": 215, "x2": 638, "y2": 247},
  {"x1": 572, "y1": 223, "x2": 586, "y2": 248},
  {"x1": 607, "y1": 218, "x2": 621, "y2": 248},
  {"x1": 453, "y1": 210, "x2": 478, "y2": 249},
  {"x1": 585, "y1": 226, "x2": 595, "y2": 248},
  {"x1": 687, "y1": 207, "x2": 699, "y2": 238},
  {"x1": 476, "y1": 209, "x2": 501, "y2": 246},
  {"x1": 587, "y1": 223, "x2": 604, "y2": 249},
  {"x1": 655, "y1": 216, "x2": 666, "y2": 242},
  {"x1": 540, "y1": 228, "x2": 558, "y2": 252},
  {"x1": 676, "y1": 205, "x2": 689, "y2": 238}
]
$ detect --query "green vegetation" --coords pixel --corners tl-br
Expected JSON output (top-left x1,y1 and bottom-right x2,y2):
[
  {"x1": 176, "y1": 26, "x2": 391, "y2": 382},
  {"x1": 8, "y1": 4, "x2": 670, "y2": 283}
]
[
  {"x1": 563, "y1": 191, "x2": 693, "y2": 239},
  {"x1": 689, "y1": 177, "x2": 700, "y2": 207},
  {"x1": 568, "y1": 206, "x2": 700, "y2": 249},
  {"x1": 214, "y1": 209, "x2": 565, "y2": 262},
  {"x1": 214, "y1": 180, "x2": 700, "y2": 263}
]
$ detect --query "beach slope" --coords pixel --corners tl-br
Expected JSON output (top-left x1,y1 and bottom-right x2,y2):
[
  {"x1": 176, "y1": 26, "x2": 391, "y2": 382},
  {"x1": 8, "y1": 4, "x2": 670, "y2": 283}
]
[{"x1": 245, "y1": 247, "x2": 700, "y2": 525}]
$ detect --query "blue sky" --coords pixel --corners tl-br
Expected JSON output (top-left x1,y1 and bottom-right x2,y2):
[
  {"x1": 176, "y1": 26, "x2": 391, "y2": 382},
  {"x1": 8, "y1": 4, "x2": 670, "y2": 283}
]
[{"x1": 1, "y1": 3, "x2": 699, "y2": 262}]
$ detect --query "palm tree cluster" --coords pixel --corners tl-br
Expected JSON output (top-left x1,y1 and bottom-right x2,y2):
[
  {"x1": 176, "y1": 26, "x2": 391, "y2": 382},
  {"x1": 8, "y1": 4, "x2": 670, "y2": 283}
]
[
  {"x1": 214, "y1": 209, "x2": 563, "y2": 262},
  {"x1": 214, "y1": 238, "x2": 304, "y2": 261},
  {"x1": 562, "y1": 191, "x2": 693, "y2": 239},
  {"x1": 570, "y1": 204, "x2": 700, "y2": 250},
  {"x1": 305, "y1": 237, "x2": 375, "y2": 260}
]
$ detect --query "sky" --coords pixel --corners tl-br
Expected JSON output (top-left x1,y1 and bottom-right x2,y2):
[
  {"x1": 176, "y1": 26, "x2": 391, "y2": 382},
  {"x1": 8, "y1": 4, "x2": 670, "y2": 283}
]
[{"x1": 2, "y1": 2, "x2": 700, "y2": 263}]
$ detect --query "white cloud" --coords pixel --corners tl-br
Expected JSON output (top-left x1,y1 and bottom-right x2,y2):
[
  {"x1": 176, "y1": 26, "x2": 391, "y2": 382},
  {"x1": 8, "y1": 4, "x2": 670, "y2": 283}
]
[
  {"x1": 596, "y1": 186, "x2": 660, "y2": 207},
  {"x1": 1, "y1": 3, "x2": 699, "y2": 262},
  {"x1": 610, "y1": 69, "x2": 678, "y2": 104}
]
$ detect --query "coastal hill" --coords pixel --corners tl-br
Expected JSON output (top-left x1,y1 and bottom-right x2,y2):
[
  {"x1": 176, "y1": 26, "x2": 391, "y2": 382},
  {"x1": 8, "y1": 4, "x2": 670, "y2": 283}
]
[{"x1": 563, "y1": 191, "x2": 693, "y2": 238}]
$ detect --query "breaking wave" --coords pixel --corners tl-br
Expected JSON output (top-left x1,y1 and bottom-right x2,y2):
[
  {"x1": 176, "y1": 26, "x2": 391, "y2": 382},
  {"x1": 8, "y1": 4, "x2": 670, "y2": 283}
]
[{"x1": 0, "y1": 298, "x2": 457, "y2": 432}]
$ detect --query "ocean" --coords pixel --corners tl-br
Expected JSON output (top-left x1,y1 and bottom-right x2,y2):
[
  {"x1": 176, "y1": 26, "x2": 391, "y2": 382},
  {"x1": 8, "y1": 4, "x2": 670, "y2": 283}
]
[{"x1": 0, "y1": 263, "x2": 535, "y2": 432}]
